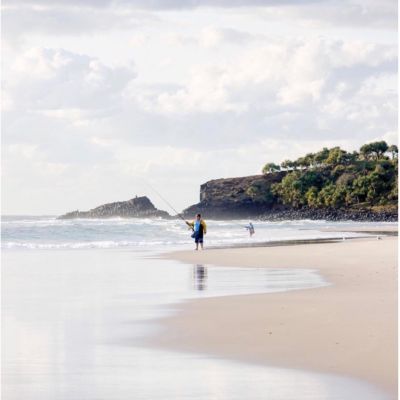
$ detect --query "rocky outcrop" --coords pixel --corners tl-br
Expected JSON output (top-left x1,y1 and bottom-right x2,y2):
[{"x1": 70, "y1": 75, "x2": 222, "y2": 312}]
[
  {"x1": 183, "y1": 173, "x2": 285, "y2": 219},
  {"x1": 58, "y1": 196, "x2": 170, "y2": 219},
  {"x1": 183, "y1": 175, "x2": 398, "y2": 222}
]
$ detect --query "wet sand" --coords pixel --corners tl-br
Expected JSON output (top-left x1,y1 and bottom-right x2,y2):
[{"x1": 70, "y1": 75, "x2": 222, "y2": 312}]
[
  {"x1": 154, "y1": 237, "x2": 398, "y2": 398},
  {"x1": 320, "y1": 226, "x2": 398, "y2": 233},
  {"x1": 317, "y1": 225, "x2": 398, "y2": 236}
]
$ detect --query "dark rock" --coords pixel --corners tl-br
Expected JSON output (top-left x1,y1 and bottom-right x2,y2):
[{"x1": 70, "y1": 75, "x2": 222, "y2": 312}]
[
  {"x1": 183, "y1": 173, "x2": 285, "y2": 219},
  {"x1": 257, "y1": 206, "x2": 398, "y2": 222},
  {"x1": 58, "y1": 196, "x2": 170, "y2": 219}
]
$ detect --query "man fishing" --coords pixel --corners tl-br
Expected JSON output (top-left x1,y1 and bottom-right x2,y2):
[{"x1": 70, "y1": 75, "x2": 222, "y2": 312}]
[
  {"x1": 186, "y1": 214, "x2": 207, "y2": 250},
  {"x1": 145, "y1": 183, "x2": 207, "y2": 249},
  {"x1": 245, "y1": 222, "x2": 255, "y2": 237}
]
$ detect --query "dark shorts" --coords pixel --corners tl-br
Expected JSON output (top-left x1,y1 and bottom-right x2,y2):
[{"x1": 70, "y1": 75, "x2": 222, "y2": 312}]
[{"x1": 194, "y1": 233, "x2": 203, "y2": 244}]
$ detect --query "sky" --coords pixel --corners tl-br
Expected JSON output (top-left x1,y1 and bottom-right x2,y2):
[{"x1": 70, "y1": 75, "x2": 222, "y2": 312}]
[{"x1": 1, "y1": 0, "x2": 398, "y2": 215}]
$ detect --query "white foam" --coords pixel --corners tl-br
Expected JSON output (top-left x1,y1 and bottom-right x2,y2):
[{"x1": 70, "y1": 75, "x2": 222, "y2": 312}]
[{"x1": 2, "y1": 216, "x2": 395, "y2": 251}]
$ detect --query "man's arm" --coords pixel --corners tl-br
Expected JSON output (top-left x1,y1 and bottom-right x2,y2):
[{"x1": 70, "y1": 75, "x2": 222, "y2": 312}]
[{"x1": 186, "y1": 221, "x2": 194, "y2": 230}]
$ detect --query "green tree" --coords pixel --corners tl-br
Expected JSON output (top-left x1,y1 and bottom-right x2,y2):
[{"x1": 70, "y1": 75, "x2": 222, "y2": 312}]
[
  {"x1": 352, "y1": 175, "x2": 370, "y2": 203},
  {"x1": 388, "y1": 179, "x2": 398, "y2": 201},
  {"x1": 304, "y1": 153, "x2": 316, "y2": 168},
  {"x1": 262, "y1": 141, "x2": 397, "y2": 209},
  {"x1": 305, "y1": 186, "x2": 319, "y2": 207},
  {"x1": 331, "y1": 186, "x2": 347, "y2": 207},
  {"x1": 331, "y1": 165, "x2": 346, "y2": 179},
  {"x1": 388, "y1": 144, "x2": 398, "y2": 159},
  {"x1": 246, "y1": 183, "x2": 275, "y2": 204},
  {"x1": 326, "y1": 147, "x2": 348, "y2": 166},
  {"x1": 345, "y1": 189, "x2": 357, "y2": 206},
  {"x1": 262, "y1": 163, "x2": 280, "y2": 174},
  {"x1": 271, "y1": 172, "x2": 304, "y2": 208},
  {"x1": 280, "y1": 160, "x2": 293, "y2": 171},
  {"x1": 300, "y1": 171, "x2": 325, "y2": 190},
  {"x1": 360, "y1": 141, "x2": 388, "y2": 161},
  {"x1": 317, "y1": 184, "x2": 336, "y2": 207},
  {"x1": 335, "y1": 171, "x2": 356, "y2": 187},
  {"x1": 314, "y1": 147, "x2": 330, "y2": 166},
  {"x1": 296, "y1": 157, "x2": 309, "y2": 170}
]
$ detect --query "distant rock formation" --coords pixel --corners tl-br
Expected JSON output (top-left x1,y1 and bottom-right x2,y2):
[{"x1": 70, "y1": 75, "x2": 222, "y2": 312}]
[{"x1": 58, "y1": 196, "x2": 170, "y2": 219}]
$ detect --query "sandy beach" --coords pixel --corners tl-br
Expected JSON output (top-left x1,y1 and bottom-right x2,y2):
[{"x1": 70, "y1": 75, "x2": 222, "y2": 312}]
[{"x1": 152, "y1": 236, "x2": 398, "y2": 398}]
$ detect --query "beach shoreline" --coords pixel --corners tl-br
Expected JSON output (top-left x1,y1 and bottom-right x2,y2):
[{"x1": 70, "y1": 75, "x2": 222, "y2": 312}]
[{"x1": 148, "y1": 235, "x2": 398, "y2": 398}]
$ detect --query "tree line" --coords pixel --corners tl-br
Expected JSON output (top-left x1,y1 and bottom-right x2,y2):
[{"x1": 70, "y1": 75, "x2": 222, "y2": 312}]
[{"x1": 249, "y1": 141, "x2": 398, "y2": 209}]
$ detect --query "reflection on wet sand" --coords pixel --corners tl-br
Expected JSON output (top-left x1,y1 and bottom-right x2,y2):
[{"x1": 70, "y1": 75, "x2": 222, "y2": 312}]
[
  {"x1": 193, "y1": 264, "x2": 207, "y2": 291},
  {"x1": 3, "y1": 251, "x2": 389, "y2": 400}
]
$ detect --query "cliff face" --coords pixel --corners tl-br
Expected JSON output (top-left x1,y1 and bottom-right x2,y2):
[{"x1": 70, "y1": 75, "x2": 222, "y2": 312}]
[
  {"x1": 183, "y1": 173, "x2": 285, "y2": 218},
  {"x1": 58, "y1": 196, "x2": 169, "y2": 219}
]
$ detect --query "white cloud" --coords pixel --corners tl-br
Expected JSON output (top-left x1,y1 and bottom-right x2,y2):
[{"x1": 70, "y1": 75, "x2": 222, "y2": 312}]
[
  {"x1": 2, "y1": 4, "x2": 158, "y2": 40},
  {"x1": 1, "y1": 0, "x2": 329, "y2": 9},
  {"x1": 163, "y1": 27, "x2": 260, "y2": 50},
  {"x1": 198, "y1": 27, "x2": 262, "y2": 48},
  {"x1": 4, "y1": 38, "x2": 395, "y2": 156},
  {"x1": 4, "y1": 47, "x2": 136, "y2": 114},
  {"x1": 128, "y1": 33, "x2": 149, "y2": 47},
  {"x1": 127, "y1": 38, "x2": 396, "y2": 129},
  {"x1": 2, "y1": 0, "x2": 396, "y2": 45},
  {"x1": 199, "y1": 27, "x2": 223, "y2": 48},
  {"x1": 258, "y1": 0, "x2": 397, "y2": 30},
  {"x1": 380, "y1": 131, "x2": 398, "y2": 145}
]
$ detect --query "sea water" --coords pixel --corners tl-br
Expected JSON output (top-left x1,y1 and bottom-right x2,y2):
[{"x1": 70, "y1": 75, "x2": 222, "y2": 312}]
[
  {"x1": 2, "y1": 215, "x2": 395, "y2": 250},
  {"x1": 1, "y1": 217, "x2": 394, "y2": 399}
]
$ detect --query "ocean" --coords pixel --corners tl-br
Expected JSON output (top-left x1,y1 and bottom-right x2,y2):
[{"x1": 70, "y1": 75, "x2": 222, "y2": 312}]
[{"x1": 2, "y1": 215, "x2": 395, "y2": 250}]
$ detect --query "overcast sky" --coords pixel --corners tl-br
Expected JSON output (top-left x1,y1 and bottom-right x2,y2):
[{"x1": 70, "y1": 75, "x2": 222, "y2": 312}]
[{"x1": 2, "y1": 0, "x2": 397, "y2": 215}]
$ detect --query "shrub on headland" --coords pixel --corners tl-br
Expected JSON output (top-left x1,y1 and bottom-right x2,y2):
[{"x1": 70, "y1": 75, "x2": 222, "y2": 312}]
[{"x1": 262, "y1": 141, "x2": 398, "y2": 209}]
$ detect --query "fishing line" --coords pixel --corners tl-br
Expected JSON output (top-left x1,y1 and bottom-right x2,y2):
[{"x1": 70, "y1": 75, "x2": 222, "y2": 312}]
[{"x1": 142, "y1": 181, "x2": 193, "y2": 230}]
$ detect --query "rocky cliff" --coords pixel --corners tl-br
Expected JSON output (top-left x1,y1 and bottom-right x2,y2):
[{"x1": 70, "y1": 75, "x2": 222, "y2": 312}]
[
  {"x1": 58, "y1": 196, "x2": 170, "y2": 219},
  {"x1": 183, "y1": 174, "x2": 397, "y2": 221},
  {"x1": 183, "y1": 173, "x2": 285, "y2": 219}
]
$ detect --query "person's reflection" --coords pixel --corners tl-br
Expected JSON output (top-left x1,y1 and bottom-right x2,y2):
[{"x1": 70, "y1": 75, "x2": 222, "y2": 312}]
[{"x1": 193, "y1": 264, "x2": 207, "y2": 291}]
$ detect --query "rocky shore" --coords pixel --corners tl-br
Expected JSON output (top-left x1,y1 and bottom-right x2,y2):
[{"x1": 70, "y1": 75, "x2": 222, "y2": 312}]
[{"x1": 257, "y1": 206, "x2": 398, "y2": 222}]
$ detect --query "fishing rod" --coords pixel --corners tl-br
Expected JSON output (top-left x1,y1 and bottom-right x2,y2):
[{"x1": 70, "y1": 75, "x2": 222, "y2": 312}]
[
  {"x1": 142, "y1": 180, "x2": 251, "y2": 233},
  {"x1": 144, "y1": 182, "x2": 193, "y2": 230}
]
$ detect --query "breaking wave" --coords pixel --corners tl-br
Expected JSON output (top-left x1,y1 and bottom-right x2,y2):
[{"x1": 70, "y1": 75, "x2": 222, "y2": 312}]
[{"x1": 2, "y1": 215, "x2": 394, "y2": 251}]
